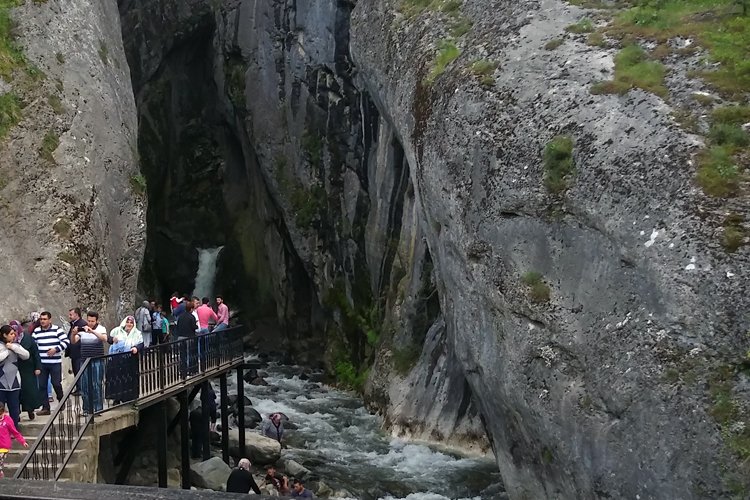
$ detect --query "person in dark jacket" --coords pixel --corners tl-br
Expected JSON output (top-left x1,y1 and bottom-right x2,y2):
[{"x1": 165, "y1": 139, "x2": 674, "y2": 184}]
[
  {"x1": 226, "y1": 458, "x2": 261, "y2": 494},
  {"x1": 175, "y1": 301, "x2": 197, "y2": 377}
]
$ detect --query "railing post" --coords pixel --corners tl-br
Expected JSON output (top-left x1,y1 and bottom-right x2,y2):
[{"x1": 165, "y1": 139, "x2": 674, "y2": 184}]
[
  {"x1": 180, "y1": 389, "x2": 190, "y2": 489},
  {"x1": 158, "y1": 343, "x2": 166, "y2": 393},
  {"x1": 157, "y1": 400, "x2": 168, "y2": 488},
  {"x1": 237, "y1": 366, "x2": 245, "y2": 458},
  {"x1": 220, "y1": 373, "x2": 229, "y2": 465},
  {"x1": 86, "y1": 362, "x2": 94, "y2": 417},
  {"x1": 200, "y1": 381, "x2": 211, "y2": 461}
]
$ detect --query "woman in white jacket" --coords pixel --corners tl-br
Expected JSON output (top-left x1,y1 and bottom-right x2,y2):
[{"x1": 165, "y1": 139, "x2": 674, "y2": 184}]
[{"x1": 0, "y1": 325, "x2": 30, "y2": 425}]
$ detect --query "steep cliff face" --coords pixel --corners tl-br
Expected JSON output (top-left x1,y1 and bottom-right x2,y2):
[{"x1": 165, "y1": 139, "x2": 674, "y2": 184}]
[
  {"x1": 115, "y1": 0, "x2": 750, "y2": 497},
  {"x1": 0, "y1": 0, "x2": 142, "y2": 323},
  {"x1": 351, "y1": 0, "x2": 750, "y2": 498}
]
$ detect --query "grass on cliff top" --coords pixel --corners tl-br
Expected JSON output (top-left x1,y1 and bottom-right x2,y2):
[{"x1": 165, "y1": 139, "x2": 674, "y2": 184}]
[
  {"x1": 0, "y1": 91, "x2": 20, "y2": 138},
  {"x1": 0, "y1": 0, "x2": 25, "y2": 79},
  {"x1": 590, "y1": 44, "x2": 667, "y2": 97},
  {"x1": 606, "y1": 0, "x2": 750, "y2": 97},
  {"x1": 695, "y1": 105, "x2": 750, "y2": 197}
]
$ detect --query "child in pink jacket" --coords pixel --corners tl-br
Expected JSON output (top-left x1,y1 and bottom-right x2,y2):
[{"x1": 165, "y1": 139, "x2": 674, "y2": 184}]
[{"x1": 0, "y1": 402, "x2": 28, "y2": 478}]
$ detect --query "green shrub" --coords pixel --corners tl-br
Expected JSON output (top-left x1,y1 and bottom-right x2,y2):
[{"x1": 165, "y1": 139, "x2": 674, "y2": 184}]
[
  {"x1": 522, "y1": 271, "x2": 543, "y2": 286},
  {"x1": 712, "y1": 106, "x2": 750, "y2": 126},
  {"x1": 57, "y1": 251, "x2": 77, "y2": 265},
  {"x1": 55, "y1": 52, "x2": 64, "y2": 64},
  {"x1": 425, "y1": 39, "x2": 460, "y2": 84},
  {"x1": 470, "y1": 59, "x2": 497, "y2": 86},
  {"x1": 440, "y1": 0, "x2": 461, "y2": 12},
  {"x1": 98, "y1": 39, "x2": 108, "y2": 65},
  {"x1": 709, "y1": 123, "x2": 749, "y2": 148},
  {"x1": 565, "y1": 18, "x2": 595, "y2": 34},
  {"x1": 522, "y1": 271, "x2": 551, "y2": 303},
  {"x1": 129, "y1": 173, "x2": 147, "y2": 196},
  {"x1": 590, "y1": 44, "x2": 667, "y2": 97},
  {"x1": 0, "y1": 91, "x2": 20, "y2": 138},
  {"x1": 587, "y1": 32, "x2": 606, "y2": 47},
  {"x1": 39, "y1": 130, "x2": 59, "y2": 163},
  {"x1": 449, "y1": 17, "x2": 472, "y2": 37},
  {"x1": 52, "y1": 218, "x2": 71, "y2": 238},
  {"x1": 393, "y1": 346, "x2": 420, "y2": 374},
  {"x1": 544, "y1": 39, "x2": 564, "y2": 50},
  {"x1": 0, "y1": 1, "x2": 25, "y2": 79},
  {"x1": 335, "y1": 360, "x2": 368, "y2": 391},
  {"x1": 47, "y1": 94, "x2": 63, "y2": 114},
  {"x1": 542, "y1": 135, "x2": 575, "y2": 193},
  {"x1": 722, "y1": 213, "x2": 746, "y2": 253}
]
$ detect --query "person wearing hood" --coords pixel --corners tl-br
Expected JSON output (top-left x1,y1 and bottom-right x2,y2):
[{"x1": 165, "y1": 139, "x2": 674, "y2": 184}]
[
  {"x1": 11, "y1": 321, "x2": 41, "y2": 421},
  {"x1": 261, "y1": 412, "x2": 285, "y2": 445},
  {"x1": 105, "y1": 316, "x2": 143, "y2": 405},
  {"x1": 134, "y1": 301, "x2": 153, "y2": 348},
  {"x1": 0, "y1": 325, "x2": 30, "y2": 425}
]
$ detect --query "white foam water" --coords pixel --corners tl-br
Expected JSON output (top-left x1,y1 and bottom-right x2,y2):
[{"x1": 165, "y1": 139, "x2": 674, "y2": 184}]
[
  {"x1": 192, "y1": 246, "x2": 224, "y2": 298},
  {"x1": 231, "y1": 363, "x2": 503, "y2": 500}
]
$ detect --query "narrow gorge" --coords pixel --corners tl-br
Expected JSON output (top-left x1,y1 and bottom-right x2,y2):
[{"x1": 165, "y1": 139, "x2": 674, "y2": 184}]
[{"x1": 0, "y1": 0, "x2": 748, "y2": 498}]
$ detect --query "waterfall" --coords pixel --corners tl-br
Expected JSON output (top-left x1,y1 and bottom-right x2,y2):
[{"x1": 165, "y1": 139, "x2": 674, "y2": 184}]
[{"x1": 192, "y1": 247, "x2": 224, "y2": 299}]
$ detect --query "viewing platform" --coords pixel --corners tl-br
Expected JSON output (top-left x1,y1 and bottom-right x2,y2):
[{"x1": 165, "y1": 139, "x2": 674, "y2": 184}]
[{"x1": 12, "y1": 326, "x2": 255, "y2": 488}]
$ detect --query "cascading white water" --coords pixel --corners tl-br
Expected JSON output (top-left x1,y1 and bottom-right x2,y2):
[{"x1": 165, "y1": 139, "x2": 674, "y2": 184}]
[{"x1": 192, "y1": 247, "x2": 224, "y2": 299}]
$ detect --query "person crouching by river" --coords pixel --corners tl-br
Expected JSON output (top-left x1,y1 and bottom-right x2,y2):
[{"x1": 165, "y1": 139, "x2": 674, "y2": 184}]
[
  {"x1": 0, "y1": 326, "x2": 30, "y2": 426},
  {"x1": 105, "y1": 316, "x2": 143, "y2": 405},
  {"x1": 226, "y1": 458, "x2": 261, "y2": 494}
]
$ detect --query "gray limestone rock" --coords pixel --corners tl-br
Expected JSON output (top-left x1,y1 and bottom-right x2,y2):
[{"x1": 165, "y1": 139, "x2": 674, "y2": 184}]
[{"x1": 190, "y1": 456, "x2": 232, "y2": 492}]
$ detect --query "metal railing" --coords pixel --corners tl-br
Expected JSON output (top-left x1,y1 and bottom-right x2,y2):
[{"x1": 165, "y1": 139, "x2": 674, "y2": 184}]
[{"x1": 14, "y1": 325, "x2": 245, "y2": 480}]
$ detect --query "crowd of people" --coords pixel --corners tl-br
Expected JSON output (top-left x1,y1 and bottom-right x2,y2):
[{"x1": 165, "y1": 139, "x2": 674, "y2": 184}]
[{"x1": 0, "y1": 293, "x2": 232, "y2": 480}]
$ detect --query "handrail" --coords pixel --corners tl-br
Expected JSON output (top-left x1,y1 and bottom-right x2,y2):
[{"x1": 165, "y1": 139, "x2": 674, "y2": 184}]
[{"x1": 14, "y1": 325, "x2": 246, "y2": 481}]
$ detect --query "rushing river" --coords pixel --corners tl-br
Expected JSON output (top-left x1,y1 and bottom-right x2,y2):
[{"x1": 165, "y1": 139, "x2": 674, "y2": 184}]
[{"x1": 227, "y1": 361, "x2": 503, "y2": 500}]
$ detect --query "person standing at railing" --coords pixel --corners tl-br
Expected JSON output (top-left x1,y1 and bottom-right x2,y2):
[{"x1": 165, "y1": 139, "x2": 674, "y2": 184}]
[
  {"x1": 10, "y1": 321, "x2": 41, "y2": 422},
  {"x1": 66, "y1": 308, "x2": 87, "y2": 395},
  {"x1": 0, "y1": 402, "x2": 28, "y2": 479},
  {"x1": 105, "y1": 316, "x2": 143, "y2": 405},
  {"x1": 135, "y1": 301, "x2": 153, "y2": 349},
  {"x1": 174, "y1": 301, "x2": 198, "y2": 378},
  {"x1": 213, "y1": 296, "x2": 229, "y2": 332},
  {"x1": 0, "y1": 326, "x2": 30, "y2": 426},
  {"x1": 31, "y1": 312, "x2": 68, "y2": 416},
  {"x1": 71, "y1": 311, "x2": 108, "y2": 414}
]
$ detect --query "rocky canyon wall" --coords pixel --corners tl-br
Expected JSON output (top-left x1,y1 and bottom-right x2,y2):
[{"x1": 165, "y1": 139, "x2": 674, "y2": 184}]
[
  {"x1": 0, "y1": 0, "x2": 142, "y2": 325},
  {"x1": 4, "y1": 0, "x2": 737, "y2": 498}
]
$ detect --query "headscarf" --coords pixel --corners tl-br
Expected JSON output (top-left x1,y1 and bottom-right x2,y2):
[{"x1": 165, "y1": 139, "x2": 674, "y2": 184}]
[
  {"x1": 8, "y1": 320, "x2": 23, "y2": 341},
  {"x1": 109, "y1": 315, "x2": 143, "y2": 349},
  {"x1": 238, "y1": 458, "x2": 251, "y2": 471}
]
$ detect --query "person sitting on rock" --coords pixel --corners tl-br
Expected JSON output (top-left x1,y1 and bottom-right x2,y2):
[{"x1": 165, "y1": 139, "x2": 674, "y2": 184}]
[
  {"x1": 291, "y1": 478, "x2": 314, "y2": 498},
  {"x1": 226, "y1": 457, "x2": 261, "y2": 494},
  {"x1": 262, "y1": 412, "x2": 284, "y2": 445},
  {"x1": 262, "y1": 465, "x2": 290, "y2": 496}
]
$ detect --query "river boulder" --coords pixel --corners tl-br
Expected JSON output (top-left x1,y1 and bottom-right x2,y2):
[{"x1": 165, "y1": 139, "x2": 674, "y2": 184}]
[
  {"x1": 283, "y1": 459, "x2": 310, "y2": 479},
  {"x1": 227, "y1": 429, "x2": 282, "y2": 465},
  {"x1": 190, "y1": 456, "x2": 231, "y2": 491}
]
